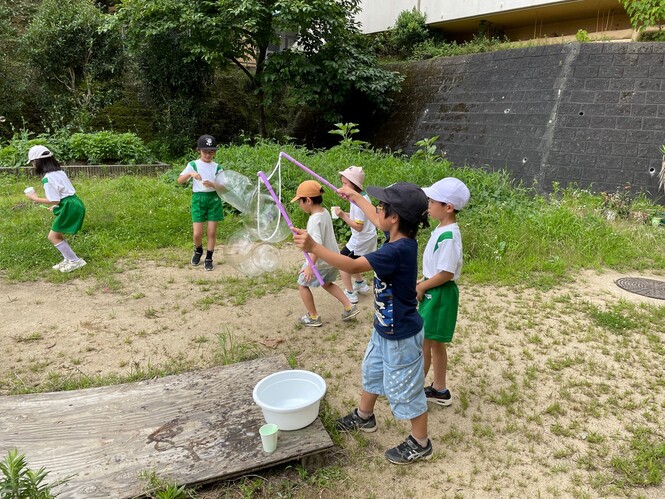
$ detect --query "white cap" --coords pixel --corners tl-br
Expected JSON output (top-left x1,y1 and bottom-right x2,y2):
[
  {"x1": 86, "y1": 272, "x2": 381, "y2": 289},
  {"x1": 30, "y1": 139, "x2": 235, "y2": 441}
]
[
  {"x1": 27, "y1": 145, "x2": 53, "y2": 163},
  {"x1": 422, "y1": 177, "x2": 470, "y2": 210}
]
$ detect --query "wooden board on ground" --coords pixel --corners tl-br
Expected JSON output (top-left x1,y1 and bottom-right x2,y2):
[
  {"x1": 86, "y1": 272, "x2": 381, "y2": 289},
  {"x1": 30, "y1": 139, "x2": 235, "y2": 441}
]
[{"x1": 0, "y1": 355, "x2": 333, "y2": 498}]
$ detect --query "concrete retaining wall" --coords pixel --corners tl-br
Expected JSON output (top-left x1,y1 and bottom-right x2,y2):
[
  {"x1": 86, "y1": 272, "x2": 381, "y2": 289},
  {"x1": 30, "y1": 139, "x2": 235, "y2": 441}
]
[{"x1": 370, "y1": 42, "x2": 665, "y2": 202}]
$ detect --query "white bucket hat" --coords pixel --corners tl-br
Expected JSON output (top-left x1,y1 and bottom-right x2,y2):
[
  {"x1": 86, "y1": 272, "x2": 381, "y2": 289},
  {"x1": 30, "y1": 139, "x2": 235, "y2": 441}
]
[
  {"x1": 27, "y1": 145, "x2": 53, "y2": 163},
  {"x1": 422, "y1": 177, "x2": 470, "y2": 210},
  {"x1": 339, "y1": 166, "x2": 365, "y2": 190}
]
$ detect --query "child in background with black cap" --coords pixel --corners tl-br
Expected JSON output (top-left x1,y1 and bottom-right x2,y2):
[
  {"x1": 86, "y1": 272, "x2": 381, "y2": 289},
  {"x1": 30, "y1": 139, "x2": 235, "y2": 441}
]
[
  {"x1": 178, "y1": 134, "x2": 227, "y2": 271},
  {"x1": 293, "y1": 182, "x2": 433, "y2": 465},
  {"x1": 418, "y1": 177, "x2": 470, "y2": 407}
]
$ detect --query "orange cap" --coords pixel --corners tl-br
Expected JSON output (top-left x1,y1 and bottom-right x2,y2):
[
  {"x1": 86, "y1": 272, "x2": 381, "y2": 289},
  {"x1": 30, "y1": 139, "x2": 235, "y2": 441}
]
[{"x1": 291, "y1": 180, "x2": 323, "y2": 202}]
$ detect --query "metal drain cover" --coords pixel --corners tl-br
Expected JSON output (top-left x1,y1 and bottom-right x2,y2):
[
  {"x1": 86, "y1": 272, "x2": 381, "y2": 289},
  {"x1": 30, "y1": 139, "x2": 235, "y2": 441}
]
[{"x1": 615, "y1": 277, "x2": 665, "y2": 300}]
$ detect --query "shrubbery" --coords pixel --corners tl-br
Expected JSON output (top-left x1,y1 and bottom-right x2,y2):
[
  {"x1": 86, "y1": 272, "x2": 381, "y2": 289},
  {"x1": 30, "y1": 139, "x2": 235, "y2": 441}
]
[{"x1": 0, "y1": 130, "x2": 153, "y2": 167}]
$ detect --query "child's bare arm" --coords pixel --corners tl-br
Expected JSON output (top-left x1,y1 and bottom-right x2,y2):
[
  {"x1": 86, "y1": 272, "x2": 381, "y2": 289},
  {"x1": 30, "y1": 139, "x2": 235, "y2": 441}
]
[
  {"x1": 416, "y1": 271, "x2": 454, "y2": 301},
  {"x1": 177, "y1": 171, "x2": 201, "y2": 184},
  {"x1": 293, "y1": 228, "x2": 372, "y2": 274},
  {"x1": 337, "y1": 209, "x2": 365, "y2": 232},
  {"x1": 337, "y1": 186, "x2": 380, "y2": 227}
]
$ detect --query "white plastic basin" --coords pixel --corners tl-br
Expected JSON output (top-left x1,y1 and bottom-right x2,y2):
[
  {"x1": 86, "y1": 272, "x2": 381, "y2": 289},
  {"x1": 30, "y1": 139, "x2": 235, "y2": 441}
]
[{"x1": 252, "y1": 370, "x2": 327, "y2": 431}]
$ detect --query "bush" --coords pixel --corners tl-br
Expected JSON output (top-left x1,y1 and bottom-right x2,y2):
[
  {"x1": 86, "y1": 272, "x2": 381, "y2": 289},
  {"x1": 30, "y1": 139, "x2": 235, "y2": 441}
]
[
  {"x1": 68, "y1": 131, "x2": 151, "y2": 164},
  {"x1": 640, "y1": 29, "x2": 665, "y2": 41},
  {"x1": 392, "y1": 8, "x2": 430, "y2": 57},
  {"x1": 0, "y1": 130, "x2": 152, "y2": 167}
]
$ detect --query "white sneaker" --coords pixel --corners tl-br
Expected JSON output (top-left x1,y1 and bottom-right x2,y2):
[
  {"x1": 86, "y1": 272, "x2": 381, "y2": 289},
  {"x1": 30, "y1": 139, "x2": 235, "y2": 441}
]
[
  {"x1": 52, "y1": 259, "x2": 70, "y2": 271},
  {"x1": 353, "y1": 281, "x2": 372, "y2": 294},
  {"x1": 343, "y1": 289, "x2": 358, "y2": 304},
  {"x1": 60, "y1": 259, "x2": 87, "y2": 273}
]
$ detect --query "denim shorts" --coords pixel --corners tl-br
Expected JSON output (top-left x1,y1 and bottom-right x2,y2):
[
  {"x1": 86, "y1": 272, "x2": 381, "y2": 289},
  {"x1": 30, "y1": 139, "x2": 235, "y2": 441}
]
[{"x1": 361, "y1": 328, "x2": 427, "y2": 420}]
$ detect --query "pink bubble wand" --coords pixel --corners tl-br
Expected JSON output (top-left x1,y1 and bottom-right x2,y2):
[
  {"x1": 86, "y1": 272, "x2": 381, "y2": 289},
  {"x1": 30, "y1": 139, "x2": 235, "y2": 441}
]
[
  {"x1": 279, "y1": 151, "x2": 339, "y2": 193},
  {"x1": 279, "y1": 151, "x2": 356, "y2": 205},
  {"x1": 257, "y1": 171, "x2": 324, "y2": 286}
]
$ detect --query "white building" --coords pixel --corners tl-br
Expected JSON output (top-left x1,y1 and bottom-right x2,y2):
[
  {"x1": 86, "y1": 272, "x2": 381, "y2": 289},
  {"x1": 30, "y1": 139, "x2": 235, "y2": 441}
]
[{"x1": 356, "y1": 0, "x2": 633, "y2": 41}]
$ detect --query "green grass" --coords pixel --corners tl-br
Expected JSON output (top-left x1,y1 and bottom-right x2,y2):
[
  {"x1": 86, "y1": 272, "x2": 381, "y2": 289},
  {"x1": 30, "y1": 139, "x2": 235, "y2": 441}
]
[{"x1": 2, "y1": 144, "x2": 664, "y2": 285}]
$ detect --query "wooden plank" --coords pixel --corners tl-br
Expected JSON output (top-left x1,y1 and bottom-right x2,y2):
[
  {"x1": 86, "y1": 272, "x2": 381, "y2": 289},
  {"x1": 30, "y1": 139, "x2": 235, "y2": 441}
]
[{"x1": 0, "y1": 355, "x2": 333, "y2": 498}]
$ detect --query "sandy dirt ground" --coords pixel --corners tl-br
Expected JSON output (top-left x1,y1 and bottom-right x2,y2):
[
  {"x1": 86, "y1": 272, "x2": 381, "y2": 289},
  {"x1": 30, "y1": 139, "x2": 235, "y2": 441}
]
[{"x1": 1, "y1": 247, "x2": 664, "y2": 498}]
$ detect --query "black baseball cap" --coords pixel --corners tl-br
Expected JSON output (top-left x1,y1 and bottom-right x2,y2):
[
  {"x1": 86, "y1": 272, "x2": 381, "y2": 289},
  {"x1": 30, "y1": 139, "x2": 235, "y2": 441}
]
[
  {"x1": 366, "y1": 182, "x2": 429, "y2": 224},
  {"x1": 197, "y1": 134, "x2": 218, "y2": 150}
]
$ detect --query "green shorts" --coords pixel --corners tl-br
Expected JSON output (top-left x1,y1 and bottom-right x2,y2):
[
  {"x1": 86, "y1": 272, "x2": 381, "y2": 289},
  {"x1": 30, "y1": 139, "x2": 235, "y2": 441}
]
[
  {"x1": 419, "y1": 280, "x2": 459, "y2": 343},
  {"x1": 191, "y1": 191, "x2": 223, "y2": 223},
  {"x1": 52, "y1": 195, "x2": 85, "y2": 234}
]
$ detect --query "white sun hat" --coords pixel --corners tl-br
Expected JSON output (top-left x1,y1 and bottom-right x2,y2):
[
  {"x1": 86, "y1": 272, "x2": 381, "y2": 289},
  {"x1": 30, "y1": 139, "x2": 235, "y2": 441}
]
[
  {"x1": 27, "y1": 145, "x2": 53, "y2": 163},
  {"x1": 338, "y1": 165, "x2": 365, "y2": 190}
]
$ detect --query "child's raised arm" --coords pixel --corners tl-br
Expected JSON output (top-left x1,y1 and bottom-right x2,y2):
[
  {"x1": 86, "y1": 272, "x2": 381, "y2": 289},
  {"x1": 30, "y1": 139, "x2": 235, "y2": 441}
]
[
  {"x1": 293, "y1": 228, "x2": 372, "y2": 274},
  {"x1": 338, "y1": 186, "x2": 380, "y2": 227}
]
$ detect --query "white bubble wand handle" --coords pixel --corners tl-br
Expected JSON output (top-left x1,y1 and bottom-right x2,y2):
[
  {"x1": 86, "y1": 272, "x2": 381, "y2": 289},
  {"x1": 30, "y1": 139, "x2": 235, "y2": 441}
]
[{"x1": 257, "y1": 171, "x2": 324, "y2": 286}]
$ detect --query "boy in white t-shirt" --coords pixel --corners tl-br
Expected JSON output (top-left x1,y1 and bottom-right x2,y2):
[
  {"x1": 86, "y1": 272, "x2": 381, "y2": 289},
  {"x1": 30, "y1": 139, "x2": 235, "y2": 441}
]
[
  {"x1": 178, "y1": 135, "x2": 227, "y2": 271},
  {"x1": 292, "y1": 180, "x2": 359, "y2": 327},
  {"x1": 417, "y1": 177, "x2": 470, "y2": 407},
  {"x1": 333, "y1": 166, "x2": 377, "y2": 304}
]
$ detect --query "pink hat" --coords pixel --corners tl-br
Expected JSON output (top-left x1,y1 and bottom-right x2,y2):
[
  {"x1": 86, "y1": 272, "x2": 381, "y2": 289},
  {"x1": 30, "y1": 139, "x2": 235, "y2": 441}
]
[{"x1": 339, "y1": 166, "x2": 365, "y2": 190}]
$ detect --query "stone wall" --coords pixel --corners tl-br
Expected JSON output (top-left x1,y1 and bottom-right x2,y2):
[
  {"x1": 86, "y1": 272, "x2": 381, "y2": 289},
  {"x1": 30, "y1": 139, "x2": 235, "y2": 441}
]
[{"x1": 370, "y1": 43, "x2": 665, "y2": 202}]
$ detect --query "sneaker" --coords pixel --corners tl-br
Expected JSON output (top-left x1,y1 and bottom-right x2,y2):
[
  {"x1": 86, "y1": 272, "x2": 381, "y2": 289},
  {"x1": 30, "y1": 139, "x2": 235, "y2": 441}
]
[
  {"x1": 353, "y1": 280, "x2": 372, "y2": 294},
  {"x1": 204, "y1": 259, "x2": 213, "y2": 271},
  {"x1": 343, "y1": 289, "x2": 358, "y2": 304},
  {"x1": 424, "y1": 384, "x2": 452, "y2": 406},
  {"x1": 341, "y1": 304, "x2": 360, "y2": 321},
  {"x1": 336, "y1": 408, "x2": 377, "y2": 433},
  {"x1": 52, "y1": 259, "x2": 69, "y2": 271},
  {"x1": 299, "y1": 314, "x2": 322, "y2": 327},
  {"x1": 60, "y1": 259, "x2": 86, "y2": 273},
  {"x1": 385, "y1": 435, "x2": 433, "y2": 465},
  {"x1": 191, "y1": 250, "x2": 203, "y2": 266}
]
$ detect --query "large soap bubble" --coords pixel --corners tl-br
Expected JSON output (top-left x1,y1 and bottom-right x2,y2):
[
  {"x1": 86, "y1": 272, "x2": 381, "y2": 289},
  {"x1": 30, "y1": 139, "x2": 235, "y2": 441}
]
[
  {"x1": 215, "y1": 170, "x2": 255, "y2": 213},
  {"x1": 224, "y1": 229, "x2": 282, "y2": 277},
  {"x1": 242, "y1": 190, "x2": 291, "y2": 244}
]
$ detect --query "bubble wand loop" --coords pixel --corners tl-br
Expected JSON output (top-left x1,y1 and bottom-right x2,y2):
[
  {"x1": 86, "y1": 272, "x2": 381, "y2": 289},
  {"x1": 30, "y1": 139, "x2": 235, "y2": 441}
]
[{"x1": 257, "y1": 171, "x2": 325, "y2": 286}]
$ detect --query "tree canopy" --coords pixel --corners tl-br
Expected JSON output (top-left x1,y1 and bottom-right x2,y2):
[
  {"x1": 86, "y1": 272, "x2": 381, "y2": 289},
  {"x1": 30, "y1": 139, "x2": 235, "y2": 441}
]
[{"x1": 117, "y1": 0, "x2": 401, "y2": 136}]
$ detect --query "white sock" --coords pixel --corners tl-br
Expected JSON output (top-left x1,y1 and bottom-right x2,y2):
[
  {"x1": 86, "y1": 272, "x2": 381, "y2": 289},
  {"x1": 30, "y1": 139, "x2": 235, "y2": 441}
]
[
  {"x1": 412, "y1": 435, "x2": 429, "y2": 447},
  {"x1": 55, "y1": 241, "x2": 79, "y2": 261}
]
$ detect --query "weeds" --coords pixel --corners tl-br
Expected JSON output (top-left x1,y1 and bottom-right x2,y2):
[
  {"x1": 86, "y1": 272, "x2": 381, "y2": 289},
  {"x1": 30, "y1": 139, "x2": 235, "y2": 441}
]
[
  {"x1": 212, "y1": 329, "x2": 260, "y2": 366},
  {"x1": 139, "y1": 470, "x2": 195, "y2": 499},
  {"x1": 0, "y1": 448, "x2": 69, "y2": 498}
]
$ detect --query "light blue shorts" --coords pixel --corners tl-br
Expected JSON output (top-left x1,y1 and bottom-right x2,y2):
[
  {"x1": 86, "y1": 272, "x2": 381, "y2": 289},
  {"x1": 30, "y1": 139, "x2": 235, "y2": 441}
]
[
  {"x1": 297, "y1": 263, "x2": 339, "y2": 288},
  {"x1": 361, "y1": 328, "x2": 427, "y2": 420}
]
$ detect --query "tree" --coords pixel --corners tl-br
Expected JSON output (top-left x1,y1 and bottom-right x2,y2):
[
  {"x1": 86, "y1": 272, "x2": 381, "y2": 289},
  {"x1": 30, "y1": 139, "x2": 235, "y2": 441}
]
[
  {"x1": 117, "y1": 0, "x2": 401, "y2": 137},
  {"x1": 619, "y1": 0, "x2": 665, "y2": 32},
  {"x1": 22, "y1": 0, "x2": 124, "y2": 130},
  {"x1": 0, "y1": 0, "x2": 41, "y2": 137}
]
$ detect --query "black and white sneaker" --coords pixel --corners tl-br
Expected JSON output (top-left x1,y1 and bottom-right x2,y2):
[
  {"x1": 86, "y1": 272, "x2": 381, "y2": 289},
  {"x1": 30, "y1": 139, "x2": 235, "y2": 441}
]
[
  {"x1": 385, "y1": 435, "x2": 433, "y2": 465},
  {"x1": 424, "y1": 384, "x2": 452, "y2": 406},
  {"x1": 336, "y1": 408, "x2": 377, "y2": 433},
  {"x1": 191, "y1": 250, "x2": 203, "y2": 266},
  {"x1": 204, "y1": 259, "x2": 214, "y2": 271}
]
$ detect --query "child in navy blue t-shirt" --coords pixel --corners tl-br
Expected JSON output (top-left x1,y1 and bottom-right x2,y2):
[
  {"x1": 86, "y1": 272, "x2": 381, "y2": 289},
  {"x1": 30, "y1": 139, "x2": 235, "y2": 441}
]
[{"x1": 294, "y1": 182, "x2": 432, "y2": 465}]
